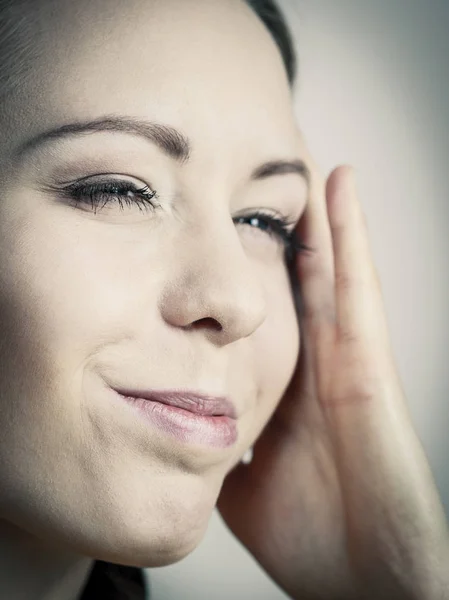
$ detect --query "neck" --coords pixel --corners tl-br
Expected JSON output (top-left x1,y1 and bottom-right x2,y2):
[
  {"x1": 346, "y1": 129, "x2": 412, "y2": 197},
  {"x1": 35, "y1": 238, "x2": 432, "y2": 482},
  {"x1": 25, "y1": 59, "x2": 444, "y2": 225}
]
[{"x1": 0, "y1": 519, "x2": 94, "y2": 600}]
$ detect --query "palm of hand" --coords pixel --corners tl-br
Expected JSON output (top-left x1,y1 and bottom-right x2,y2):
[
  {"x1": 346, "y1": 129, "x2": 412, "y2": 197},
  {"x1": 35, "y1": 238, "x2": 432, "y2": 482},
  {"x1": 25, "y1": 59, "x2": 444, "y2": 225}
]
[{"x1": 218, "y1": 319, "x2": 355, "y2": 600}]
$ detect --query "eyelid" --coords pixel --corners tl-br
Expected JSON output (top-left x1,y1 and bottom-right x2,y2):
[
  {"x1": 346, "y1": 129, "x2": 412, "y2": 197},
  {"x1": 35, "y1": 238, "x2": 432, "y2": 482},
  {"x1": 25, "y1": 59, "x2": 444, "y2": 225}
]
[
  {"x1": 56, "y1": 172, "x2": 156, "y2": 190},
  {"x1": 234, "y1": 206, "x2": 299, "y2": 228}
]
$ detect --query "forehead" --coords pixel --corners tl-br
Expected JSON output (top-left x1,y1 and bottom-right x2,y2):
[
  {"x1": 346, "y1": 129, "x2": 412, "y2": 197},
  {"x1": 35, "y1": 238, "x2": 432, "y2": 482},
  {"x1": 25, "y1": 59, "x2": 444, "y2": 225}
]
[{"x1": 2, "y1": 0, "x2": 303, "y2": 170}]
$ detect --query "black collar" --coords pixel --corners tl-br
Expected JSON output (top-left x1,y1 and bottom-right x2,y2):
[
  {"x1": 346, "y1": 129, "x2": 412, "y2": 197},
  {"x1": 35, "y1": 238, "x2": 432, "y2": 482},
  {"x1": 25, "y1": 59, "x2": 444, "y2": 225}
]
[{"x1": 79, "y1": 560, "x2": 149, "y2": 599}]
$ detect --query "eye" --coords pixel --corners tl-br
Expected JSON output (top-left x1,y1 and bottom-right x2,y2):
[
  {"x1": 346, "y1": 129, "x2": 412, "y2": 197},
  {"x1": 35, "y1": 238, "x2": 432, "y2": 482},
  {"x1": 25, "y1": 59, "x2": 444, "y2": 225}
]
[
  {"x1": 234, "y1": 210, "x2": 308, "y2": 260},
  {"x1": 58, "y1": 177, "x2": 161, "y2": 214}
]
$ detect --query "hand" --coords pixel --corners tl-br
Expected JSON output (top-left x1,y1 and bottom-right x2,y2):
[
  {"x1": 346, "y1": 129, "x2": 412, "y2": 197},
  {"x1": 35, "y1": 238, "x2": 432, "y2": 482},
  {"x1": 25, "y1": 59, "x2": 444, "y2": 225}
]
[{"x1": 217, "y1": 165, "x2": 449, "y2": 600}]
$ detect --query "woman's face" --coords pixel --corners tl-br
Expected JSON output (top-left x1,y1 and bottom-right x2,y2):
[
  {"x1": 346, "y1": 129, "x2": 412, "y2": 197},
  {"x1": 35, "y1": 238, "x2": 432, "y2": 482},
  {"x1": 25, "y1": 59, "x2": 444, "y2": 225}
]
[{"x1": 0, "y1": 0, "x2": 308, "y2": 566}]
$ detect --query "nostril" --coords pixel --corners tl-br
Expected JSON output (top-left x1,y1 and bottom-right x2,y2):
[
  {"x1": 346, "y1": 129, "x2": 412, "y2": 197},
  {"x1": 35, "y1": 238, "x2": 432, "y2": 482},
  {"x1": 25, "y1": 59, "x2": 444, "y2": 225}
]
[{"x1": 191, "y1": 317, "x2": 223, "y2": 332}]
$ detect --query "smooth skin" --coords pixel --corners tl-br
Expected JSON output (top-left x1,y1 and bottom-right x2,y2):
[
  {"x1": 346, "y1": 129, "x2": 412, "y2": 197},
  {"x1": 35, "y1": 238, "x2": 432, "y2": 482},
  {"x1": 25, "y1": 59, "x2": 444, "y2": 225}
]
[
  {"x1": 218, "y1": 165, "x2": 449, "y2": 599},
  {"x1": 0, "y1": 0, "x2": 447, "y2": 599}
]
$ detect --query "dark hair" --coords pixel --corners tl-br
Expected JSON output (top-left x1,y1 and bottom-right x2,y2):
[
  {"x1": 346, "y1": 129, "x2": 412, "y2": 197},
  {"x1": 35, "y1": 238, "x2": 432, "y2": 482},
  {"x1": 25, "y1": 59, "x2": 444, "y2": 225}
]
[
  {"x1": 1, "y1": 1, "x2": 298, "y2": 598},
  {"x1": 247, "y1": 0, "x2": 297, "y2": 86}
]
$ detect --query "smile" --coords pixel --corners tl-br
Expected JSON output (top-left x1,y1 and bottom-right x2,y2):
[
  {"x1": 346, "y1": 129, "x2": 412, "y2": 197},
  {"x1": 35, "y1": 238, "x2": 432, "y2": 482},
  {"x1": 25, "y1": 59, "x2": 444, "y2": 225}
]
[{"x1": 110, "y1": 387, "x2": 238, "y2": 448}]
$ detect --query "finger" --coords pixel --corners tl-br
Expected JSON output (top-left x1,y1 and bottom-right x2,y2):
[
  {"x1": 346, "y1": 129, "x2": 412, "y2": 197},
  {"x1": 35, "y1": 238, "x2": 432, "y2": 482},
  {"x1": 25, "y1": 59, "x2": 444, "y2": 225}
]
[
  {"x1": 327, "y1": 165, "x2": 390, "y2": 354},
  {"x1": 323, "y1": 166, "x2": 449, "y2": 589},
  {"x1": 295, "y1": 162, "x2": 336, "y2": 342}
]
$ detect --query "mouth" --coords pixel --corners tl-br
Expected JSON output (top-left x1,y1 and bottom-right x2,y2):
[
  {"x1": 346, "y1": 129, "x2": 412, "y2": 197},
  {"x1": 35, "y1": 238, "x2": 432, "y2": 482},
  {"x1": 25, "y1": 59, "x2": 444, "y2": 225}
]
[
  {"x1": 112, "y1": 387, "x2": 237, "y2": 418},
  {"x1": 109, "y1": 386, "x2": 238, "y2": 448}
]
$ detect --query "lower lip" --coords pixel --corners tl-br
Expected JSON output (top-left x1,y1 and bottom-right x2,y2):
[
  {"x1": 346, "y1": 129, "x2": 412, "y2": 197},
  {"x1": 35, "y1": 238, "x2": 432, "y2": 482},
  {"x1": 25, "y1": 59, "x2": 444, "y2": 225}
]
[{"x1": 113, "y1": 392, "x2": 238, "y2": 448}]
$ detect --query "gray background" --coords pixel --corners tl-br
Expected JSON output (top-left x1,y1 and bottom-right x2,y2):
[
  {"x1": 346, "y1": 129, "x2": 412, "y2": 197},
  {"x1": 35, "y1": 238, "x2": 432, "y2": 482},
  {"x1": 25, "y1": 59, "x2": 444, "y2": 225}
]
[{"x1": 148, "y1": 1, "x2": 449, "y2": 597}]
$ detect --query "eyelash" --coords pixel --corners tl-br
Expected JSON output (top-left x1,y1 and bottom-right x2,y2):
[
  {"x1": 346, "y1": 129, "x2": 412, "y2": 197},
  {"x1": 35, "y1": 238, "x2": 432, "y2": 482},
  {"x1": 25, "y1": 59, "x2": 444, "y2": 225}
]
[
  {"x1": 233, "y1": 212, "x2": 309, "y2": 259},
  {"x1": 61, "y1": 179, "x2": 161, "y2": 214},
  {"x1": 60, "y1": 179, "x2": 310, "y2": 258}
]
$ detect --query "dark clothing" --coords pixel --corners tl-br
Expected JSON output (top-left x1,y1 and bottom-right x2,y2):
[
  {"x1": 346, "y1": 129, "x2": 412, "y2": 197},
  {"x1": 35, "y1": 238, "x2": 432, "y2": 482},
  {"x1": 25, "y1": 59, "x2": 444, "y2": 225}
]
[{"x1": 79, "y1": 560, "x2": 149, "y2": 600}]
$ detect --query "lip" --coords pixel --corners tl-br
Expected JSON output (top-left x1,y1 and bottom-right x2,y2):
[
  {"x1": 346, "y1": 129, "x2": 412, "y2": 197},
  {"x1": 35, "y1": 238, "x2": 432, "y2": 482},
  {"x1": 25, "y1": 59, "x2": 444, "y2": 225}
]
[
  {"x1": 110, "y1": 387, "x2": 238, "y2": 448},
  {"x1": 112, "y1": 387, "x2": 237, "y2": 418}
]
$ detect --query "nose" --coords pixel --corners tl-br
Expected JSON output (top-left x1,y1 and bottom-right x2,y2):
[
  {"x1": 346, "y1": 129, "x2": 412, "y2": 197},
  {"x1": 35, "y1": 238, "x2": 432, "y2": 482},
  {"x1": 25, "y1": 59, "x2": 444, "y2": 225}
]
[{"x1": 160, "y1": 221, "x2": 268, "y2": 346}]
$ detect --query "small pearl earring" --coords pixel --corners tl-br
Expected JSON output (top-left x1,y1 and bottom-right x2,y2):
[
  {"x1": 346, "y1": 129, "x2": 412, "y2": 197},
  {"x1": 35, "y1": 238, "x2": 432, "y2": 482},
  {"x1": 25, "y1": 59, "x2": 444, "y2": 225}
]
[{"x1": 241, "y1": 446, "x2": 253, "y2": 465}]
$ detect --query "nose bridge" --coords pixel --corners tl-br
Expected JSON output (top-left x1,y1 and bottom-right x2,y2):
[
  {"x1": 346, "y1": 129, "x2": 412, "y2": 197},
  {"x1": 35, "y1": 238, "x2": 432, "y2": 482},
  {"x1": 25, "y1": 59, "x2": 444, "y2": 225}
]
[
  {"x1": 163, "y1": 216, "x2": 268, "y2": 343},
  {"x1": 204, "y1": 226, "x2": 267, "y2": 331}
]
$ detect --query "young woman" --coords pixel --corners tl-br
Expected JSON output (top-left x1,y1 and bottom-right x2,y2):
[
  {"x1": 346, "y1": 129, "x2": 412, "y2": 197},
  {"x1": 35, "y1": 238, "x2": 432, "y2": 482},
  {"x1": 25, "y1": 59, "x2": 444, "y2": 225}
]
[{"x1": 0, "y1": 0, "x2": 447, "y2": 598}]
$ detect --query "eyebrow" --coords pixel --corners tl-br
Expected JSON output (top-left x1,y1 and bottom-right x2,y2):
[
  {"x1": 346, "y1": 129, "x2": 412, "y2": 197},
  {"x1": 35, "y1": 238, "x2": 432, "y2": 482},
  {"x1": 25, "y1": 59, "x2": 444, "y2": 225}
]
[{"x1": 13, "y1": 114, "x2": 310, "y2": 185}]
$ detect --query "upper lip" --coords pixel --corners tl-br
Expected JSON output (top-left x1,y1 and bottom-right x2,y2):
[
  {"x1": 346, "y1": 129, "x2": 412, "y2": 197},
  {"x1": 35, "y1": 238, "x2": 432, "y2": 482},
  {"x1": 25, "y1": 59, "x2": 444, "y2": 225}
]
[{"x1": 112, "y1": 387, "x2": 237, "y2": 419}]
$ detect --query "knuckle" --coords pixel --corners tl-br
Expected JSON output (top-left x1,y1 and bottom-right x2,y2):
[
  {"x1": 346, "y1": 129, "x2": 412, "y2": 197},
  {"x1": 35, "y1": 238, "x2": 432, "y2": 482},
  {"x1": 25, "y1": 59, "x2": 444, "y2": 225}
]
[
  {"x1": 304, "y1": 299, "x2": 336, "y2": 327},
  {"x1": 335, "y1": 270, "x2": 354, "y2": 292},
  {"x1": 337, "y1": 323, "x2": 359, "y2": 345},
  {"x1": 328, "y1": 371, "x2": 378, "y2": 406}
]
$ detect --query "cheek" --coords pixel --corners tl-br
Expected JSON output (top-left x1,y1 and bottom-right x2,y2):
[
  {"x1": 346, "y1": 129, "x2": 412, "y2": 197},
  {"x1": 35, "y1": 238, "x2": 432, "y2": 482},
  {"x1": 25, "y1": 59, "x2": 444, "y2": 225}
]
[
  {"x1": 0, "y1": 203, "x2": 158, "y2": 363},
  {"x1": 0, "y1": 204, "x2": 164, "y2": 462},
  {"x1": 251, "y1": 272, "x2": 300, "y2": 431}
]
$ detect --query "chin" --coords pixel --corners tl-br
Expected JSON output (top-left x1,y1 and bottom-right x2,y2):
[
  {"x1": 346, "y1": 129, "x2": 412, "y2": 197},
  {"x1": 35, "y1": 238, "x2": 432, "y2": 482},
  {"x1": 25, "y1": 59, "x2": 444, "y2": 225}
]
[
  {"x1": 84, "y1": 475, "x2": 219, "y2": 568},
  {"x1": 87, "y1": 504, "x2": 213, "y2": 569},
  {"x1": 134, "y1": 527, "x2": 207, "y2": 568}
]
